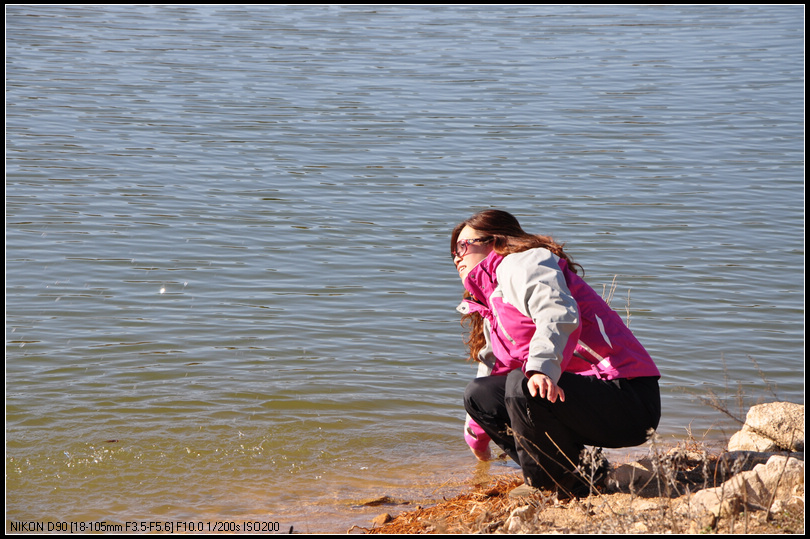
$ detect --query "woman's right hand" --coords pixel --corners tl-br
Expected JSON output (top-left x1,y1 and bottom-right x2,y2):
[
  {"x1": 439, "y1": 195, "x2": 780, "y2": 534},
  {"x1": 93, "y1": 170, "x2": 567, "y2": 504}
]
[
  {"x1": 471, "y1": 446, "x2": 493, "y2": 461},
  {"x1": 527, "y1": 372, "x2": 566, "y2": 403}
]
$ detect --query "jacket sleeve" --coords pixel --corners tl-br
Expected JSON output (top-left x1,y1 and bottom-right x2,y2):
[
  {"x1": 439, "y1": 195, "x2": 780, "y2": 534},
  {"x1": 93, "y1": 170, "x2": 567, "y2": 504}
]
[
  {"x1": 464, "y1": 414, "x2": 491, "y2": 452},
  {"x1": 464, "y1": 330, "x2": 493, "y2": 450},
  {"x1": 477, "y1": 318, "x2": 497, "y2": 370},
  {"x1": 496, "y1": 249, "x2": 580, "y2": 384}
]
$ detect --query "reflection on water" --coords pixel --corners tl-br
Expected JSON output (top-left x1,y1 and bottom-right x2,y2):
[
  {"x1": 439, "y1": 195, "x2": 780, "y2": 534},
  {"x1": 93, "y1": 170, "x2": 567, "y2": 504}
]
[{"x1": 6, "y1": 4, "x2": 804, "y2": 532}]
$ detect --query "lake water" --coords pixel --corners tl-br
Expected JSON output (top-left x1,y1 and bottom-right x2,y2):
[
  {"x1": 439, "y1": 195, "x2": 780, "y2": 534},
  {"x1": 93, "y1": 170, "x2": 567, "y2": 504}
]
[{"x1": 5, "y1": 5, "x2": 804, "y2": 533}]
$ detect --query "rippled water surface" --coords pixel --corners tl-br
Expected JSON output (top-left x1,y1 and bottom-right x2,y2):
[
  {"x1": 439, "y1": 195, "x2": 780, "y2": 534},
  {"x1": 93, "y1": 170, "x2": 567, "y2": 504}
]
[{"x1": 6, "y1": 5, "x2": 804, "y2": 532}]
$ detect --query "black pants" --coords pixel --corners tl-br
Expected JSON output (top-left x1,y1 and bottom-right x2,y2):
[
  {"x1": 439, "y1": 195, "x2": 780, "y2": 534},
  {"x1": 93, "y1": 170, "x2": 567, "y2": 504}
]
[{"x1": 464, "y1": 369, "x2": 660, "y2": 491}]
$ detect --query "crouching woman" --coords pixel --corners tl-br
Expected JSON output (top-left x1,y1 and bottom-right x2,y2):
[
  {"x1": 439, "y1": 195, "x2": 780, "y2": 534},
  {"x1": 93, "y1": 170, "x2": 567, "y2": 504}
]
[{"x1": 451, "y1": 209, "x2": 661, "y2": 497}]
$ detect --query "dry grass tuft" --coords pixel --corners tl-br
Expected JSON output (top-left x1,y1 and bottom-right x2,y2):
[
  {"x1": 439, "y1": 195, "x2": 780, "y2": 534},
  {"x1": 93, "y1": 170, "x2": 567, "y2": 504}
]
[{"x1": 363, "y1": 476, "x2": 523, "y2": 534}]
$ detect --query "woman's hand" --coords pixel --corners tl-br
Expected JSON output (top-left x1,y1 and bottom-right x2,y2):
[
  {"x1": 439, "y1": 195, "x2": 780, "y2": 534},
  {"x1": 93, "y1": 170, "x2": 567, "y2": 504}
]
[
  {"x1": 471, "y1": 446, "x2": 493, "y2": 461},
  {"x1": 527, "y1": 372, "x2": 565, "y2": 403}
]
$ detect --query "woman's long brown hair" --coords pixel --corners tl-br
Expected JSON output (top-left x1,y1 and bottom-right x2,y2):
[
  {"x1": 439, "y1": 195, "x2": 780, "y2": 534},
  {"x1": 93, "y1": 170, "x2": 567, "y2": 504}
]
[{"x1": 451, "y1": 209, "x2": 582, "y2": 362}]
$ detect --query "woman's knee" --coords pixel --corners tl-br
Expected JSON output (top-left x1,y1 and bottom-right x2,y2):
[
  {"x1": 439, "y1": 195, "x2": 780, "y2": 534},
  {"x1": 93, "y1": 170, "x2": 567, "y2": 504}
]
[
  {"x1": 504, "y1": 368, "x2": 530, "y2": 400},
  {"x1": 463, "y1": 377, "x2": 486, "y2": 404}
]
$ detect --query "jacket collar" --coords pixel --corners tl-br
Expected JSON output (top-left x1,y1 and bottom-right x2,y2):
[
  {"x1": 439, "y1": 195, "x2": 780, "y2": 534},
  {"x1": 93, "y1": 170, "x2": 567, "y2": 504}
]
[{"x1": 462, "y1": 250, "x2": 504, "y2": 304}]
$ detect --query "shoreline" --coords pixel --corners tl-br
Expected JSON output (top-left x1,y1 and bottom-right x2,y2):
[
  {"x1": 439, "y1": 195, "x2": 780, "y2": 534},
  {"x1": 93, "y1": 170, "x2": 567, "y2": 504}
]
[
  {"x1": 354, "y1": 444, "x2": 804, "y2": 534},
  {"x1": 282, "y1": 436, "x2": 724, "y2": 532},
  {"x1": 345, "y1": 404, "x2": 805, "y2": 535}
]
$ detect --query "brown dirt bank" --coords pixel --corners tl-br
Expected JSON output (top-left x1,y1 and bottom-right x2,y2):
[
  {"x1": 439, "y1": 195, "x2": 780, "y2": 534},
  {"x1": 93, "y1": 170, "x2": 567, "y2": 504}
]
[{"x1": 351, "y1": 448, "x2": 804, "y2": 535}]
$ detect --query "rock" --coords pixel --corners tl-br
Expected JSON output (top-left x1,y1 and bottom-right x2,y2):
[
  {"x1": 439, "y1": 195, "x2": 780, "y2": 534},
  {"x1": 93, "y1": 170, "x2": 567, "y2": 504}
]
[
  {"x1": 688, "y1": 455, "x2": 804, "y2": 518},
  {"x1": 610, "y1": 458, "x2": 655, "y2": 490},
  {"x1": 610, "y1": 446, "x2": 712, "y2": 492},
  {"x1": 480, "y1": 520, "x2": 504, "y2": 533},
  {"x1": 371, "y1": 513, "x2": 392, "y2": 526},
  {"x1": 504, "y1": 505, "x2": 536, "y2": 533},
  {"x1": 727, "y1": 402, "x2": 804, "y2": 452},
  {"x1": 359, "y1": 495, "x2": 394, "y2": 506},
  {"x1": 631, "y1": 499, "x2": 663, "y2": 512},
  {"x1": 717, "y1": 450, "x2": 783, "y2": 475},
  {"x1": 629, "y1": 521, "x2": 649, "y2": 533}
]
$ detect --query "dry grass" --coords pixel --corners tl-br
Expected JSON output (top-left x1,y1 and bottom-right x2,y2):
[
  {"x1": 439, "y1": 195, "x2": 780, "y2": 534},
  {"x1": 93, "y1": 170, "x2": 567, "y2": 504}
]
[{"x1": 359, "y1": 476, "x2": 524, "y2": 534}]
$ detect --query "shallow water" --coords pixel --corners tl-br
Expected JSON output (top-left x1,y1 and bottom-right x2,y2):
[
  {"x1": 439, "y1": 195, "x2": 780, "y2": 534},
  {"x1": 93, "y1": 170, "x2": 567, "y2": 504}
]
[{"x1": 6, "y1": 5, "x2": 804, "y2": 533}]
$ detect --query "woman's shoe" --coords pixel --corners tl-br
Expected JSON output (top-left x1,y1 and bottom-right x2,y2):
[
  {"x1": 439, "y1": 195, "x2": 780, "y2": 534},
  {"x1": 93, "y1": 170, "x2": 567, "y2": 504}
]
[{"x1": 507, "y1": 482, "x2": 541, "y2": 499}]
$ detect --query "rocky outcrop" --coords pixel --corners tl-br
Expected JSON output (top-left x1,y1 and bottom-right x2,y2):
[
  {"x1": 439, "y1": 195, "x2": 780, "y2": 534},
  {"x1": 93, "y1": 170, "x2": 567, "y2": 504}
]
[
  {"x1": 686, "y1": 401, "x2": 804, "y2": 524},
  {"x1": 728, "y1": 401, "x2": 804, "y2": 452},
  {"x1": 687, "y1": 454, "x2": 804, "y2": 518},
  {"x1": 609, "y1": 401, "x2": 804, "y2": 529}
]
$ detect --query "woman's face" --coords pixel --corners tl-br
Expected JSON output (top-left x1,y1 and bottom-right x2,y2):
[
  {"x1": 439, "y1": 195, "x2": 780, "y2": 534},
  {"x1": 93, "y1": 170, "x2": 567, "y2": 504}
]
[{"x1": 453, "y1": 225, "x2": 494, "y2": 284}]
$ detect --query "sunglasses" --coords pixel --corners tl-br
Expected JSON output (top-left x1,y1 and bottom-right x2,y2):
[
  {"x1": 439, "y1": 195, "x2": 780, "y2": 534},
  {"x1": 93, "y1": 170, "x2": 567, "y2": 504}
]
[{"x1": 452, "y1": 237, "x2": 493, "y2": 259}]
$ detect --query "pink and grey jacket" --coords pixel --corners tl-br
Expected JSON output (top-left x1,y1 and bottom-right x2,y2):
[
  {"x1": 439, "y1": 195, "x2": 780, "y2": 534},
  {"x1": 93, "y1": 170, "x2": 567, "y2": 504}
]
[{"x1": 458, "y1": 248, "x2": 660, "y2": 453}]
